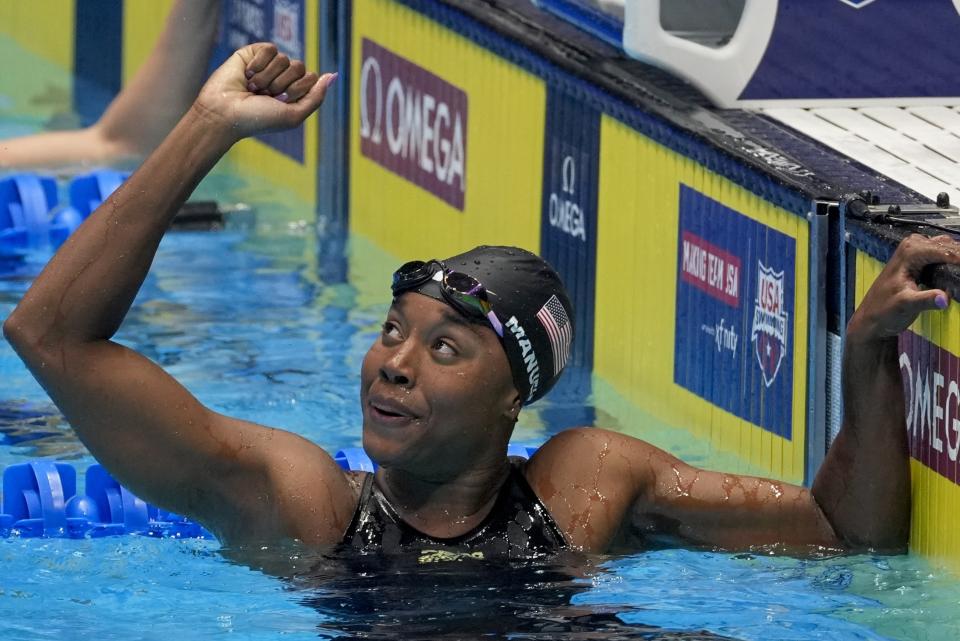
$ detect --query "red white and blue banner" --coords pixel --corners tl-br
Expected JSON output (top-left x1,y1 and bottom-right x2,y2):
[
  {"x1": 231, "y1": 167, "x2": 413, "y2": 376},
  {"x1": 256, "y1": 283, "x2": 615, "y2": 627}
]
[{"x1": 674, "y1": 185, "x2": 796, "y2": 438}]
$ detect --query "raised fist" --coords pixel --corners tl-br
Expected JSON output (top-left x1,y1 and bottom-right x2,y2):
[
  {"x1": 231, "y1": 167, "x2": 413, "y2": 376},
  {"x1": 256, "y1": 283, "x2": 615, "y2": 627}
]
[{"x1": 193, "y1": 43, "x2": 336, "y2": 140}]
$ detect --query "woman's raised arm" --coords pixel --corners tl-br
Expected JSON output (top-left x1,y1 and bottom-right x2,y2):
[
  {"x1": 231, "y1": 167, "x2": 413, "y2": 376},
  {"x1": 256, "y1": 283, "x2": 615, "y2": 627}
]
[{"x1": 2, "y1": 45, "x2": 350, "y2": 547}]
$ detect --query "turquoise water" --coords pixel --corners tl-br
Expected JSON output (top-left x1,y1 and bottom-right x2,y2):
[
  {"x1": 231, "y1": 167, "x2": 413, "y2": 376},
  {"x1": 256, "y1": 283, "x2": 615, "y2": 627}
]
[{"x1": 2, "y1": 218, "x2": 960, "y2": 640}]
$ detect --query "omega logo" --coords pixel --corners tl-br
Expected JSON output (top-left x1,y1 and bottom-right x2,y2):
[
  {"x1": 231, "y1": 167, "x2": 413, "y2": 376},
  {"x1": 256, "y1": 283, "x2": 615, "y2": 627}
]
[
  {"x1": 547, "y1": 154, "x2": 586, "y2": 242},
  {"x1": 359, "y1": 55, "x2": 383, "y2": 145},
  {"x1": 358, "y1": 41, "x2": 467, "y2": 207}
]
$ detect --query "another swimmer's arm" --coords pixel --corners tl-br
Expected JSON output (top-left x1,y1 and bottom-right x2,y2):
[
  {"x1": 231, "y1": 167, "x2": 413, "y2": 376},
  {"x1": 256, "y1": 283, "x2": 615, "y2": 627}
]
[
  {"x1": 0, "y1": 0, "x2": 221, "y2": 171},
  {"x1": 812, "y1": 234, "x2": 960, "y2": 551},
  {"x1": 3, "y1": 45, "x2": 345, "y2": 544},
  {"x1": 95, "y1": 0, "x2": 222, "y2": 158},
  {"x1": 0, "y1": 128, "x2": 124, "y2": 171}
]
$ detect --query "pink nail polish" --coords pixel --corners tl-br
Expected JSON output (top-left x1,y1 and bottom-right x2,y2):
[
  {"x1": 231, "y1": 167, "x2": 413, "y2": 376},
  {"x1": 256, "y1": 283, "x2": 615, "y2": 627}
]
[
  {"x1": 247, "y1": 81, "x2": 258, "y2": 92},
  {"x1": 245, "y1": 69, "x2": 254, "y2": 79},
  {"x1": 326, "y1": 72, "x2": 339, "y2": 88},
  {"x1": 275, "y1": 92, "x2": 289, "y2": 103},
  {"x1": 936, "y1": 294, "x2": 949, "y2": 309}
]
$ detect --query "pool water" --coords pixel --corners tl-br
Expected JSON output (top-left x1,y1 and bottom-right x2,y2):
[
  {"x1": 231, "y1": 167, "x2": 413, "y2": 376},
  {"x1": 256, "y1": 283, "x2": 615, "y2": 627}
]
[{"x1": 2, "y1": 210, "x2": 960, "y2": 640}]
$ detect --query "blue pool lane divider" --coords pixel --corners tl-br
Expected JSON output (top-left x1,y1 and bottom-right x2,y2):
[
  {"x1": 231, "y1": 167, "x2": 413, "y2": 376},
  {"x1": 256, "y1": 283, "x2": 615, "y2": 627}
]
[
  {"x1": 0, "y1": 445, "x2": 541, "y2": 539},
  {"x1": 0, "y1": 170, "x2": 129, "y2": 270},
  {"x1": 332, "y1": 443, "x2": 540, "y2": 472},
  {"x1": 0, "y1": 460, "x2": 212, "y2": 540},
  {"x1": 67, "y1": 169, "x2": 128, "y2": 220},
  {"x1": 334, "y1": 447, "x2": 377, "y2": 472},
  {"x1": 0, "y1": 174, "x2": 62, "y2": 259}
]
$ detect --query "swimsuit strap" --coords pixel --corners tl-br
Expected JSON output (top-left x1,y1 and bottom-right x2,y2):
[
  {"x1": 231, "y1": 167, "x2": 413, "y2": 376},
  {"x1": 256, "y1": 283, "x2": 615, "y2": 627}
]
[
  {"x1": 506, "y1": 458, "x2": 569, "y2": 548},
  {"x1": 341, "y1": 471, "x2": 376, "y2": 545}
]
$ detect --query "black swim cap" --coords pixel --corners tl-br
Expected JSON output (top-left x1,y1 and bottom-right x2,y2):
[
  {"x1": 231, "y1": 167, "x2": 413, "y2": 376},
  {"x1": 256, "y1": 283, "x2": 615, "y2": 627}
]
[{"x1": 406, "y1": 246, "x2": 574, "y2": 405}]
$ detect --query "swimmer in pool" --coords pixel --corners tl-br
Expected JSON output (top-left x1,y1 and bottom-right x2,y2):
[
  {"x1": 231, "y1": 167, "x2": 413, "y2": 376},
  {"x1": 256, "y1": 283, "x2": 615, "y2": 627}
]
[
  {"x1": 5, "y1": 43, "x2": 960, "y2": 558},
  {"x1": 0, "y1": 0, "x2": 220, "y2": 171}
]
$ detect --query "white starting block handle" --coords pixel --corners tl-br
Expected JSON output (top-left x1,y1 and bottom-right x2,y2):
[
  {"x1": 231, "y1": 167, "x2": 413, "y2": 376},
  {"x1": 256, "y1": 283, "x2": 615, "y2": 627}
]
[{"x1": 622, "y1": 0, "x2": 778, "y2": 108}]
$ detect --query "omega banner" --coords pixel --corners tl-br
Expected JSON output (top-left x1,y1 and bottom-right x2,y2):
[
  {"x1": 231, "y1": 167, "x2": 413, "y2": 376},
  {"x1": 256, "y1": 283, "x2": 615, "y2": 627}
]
[
  {"x1": 358, "y1": 38, "x2": 468, "y2": 210},
  {"x1": 539, "y1": 87, "x2": 599, "y2": 373},
  {"x1": 900, "y1": 331, "x2": 960, "y2": 483}
]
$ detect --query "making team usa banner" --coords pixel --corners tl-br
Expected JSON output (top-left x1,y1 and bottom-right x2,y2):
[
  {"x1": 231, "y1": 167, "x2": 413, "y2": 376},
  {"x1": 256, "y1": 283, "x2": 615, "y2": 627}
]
[{"x1": 674, "y1": 184, "x2": 797, "y2": 438}]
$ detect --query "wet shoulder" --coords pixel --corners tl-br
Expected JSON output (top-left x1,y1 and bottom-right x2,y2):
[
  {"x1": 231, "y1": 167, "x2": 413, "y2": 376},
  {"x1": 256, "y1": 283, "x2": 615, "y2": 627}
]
[
  {"x1": 260, "y1": 434, "x2": 362, "y2": 547},
  {"x1": 524, "y1": 427, "x2": 659, "y2": 552}
]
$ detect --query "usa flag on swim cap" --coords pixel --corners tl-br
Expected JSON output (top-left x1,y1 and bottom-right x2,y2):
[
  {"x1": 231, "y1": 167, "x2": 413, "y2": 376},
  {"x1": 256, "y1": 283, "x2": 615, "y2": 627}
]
[{"x1": 536, "y1": 295, "x2": 572, "y2": 375}]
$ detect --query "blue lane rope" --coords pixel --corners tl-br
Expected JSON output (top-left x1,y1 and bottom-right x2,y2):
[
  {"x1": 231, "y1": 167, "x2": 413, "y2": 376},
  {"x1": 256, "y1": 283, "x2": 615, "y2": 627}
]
[
  {"x1": 0, "y1": 170, "x2": 129, "y2": 272},
  {"x1": 0, "y1": 445, "x2": 540, "y2": 539}
]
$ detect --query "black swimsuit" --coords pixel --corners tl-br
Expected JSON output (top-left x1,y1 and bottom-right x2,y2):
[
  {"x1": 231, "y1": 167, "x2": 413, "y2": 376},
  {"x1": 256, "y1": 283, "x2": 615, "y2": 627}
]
[
  {"x1": 319, "y1": 463, "x2": 740, "y2": 639},
  {"x1": 341, "y1": 458, "x2": 568, "y2": 560}
]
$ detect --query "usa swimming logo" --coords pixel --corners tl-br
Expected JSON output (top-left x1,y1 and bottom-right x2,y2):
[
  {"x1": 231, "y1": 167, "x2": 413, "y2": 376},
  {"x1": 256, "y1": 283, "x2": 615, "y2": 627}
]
[{"x1": 752, "y1": 262, "x2": 789, "y2": 387}]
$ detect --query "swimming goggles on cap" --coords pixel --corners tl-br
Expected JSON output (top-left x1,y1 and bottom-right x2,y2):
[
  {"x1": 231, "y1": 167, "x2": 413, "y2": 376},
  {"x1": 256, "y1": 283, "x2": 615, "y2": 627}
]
[{"x1": 391, "y1": 260, "x2": 504, "y2": 337}]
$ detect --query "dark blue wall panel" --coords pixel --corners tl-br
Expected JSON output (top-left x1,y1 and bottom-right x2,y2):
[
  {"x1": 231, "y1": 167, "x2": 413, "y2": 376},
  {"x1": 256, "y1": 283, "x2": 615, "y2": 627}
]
[
  {"x1": 73, "y1": 0, "x2": 123, "y2": 127},
  {"x1": 538, "y1": 87, "x2": 599, "y2": 428}
]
